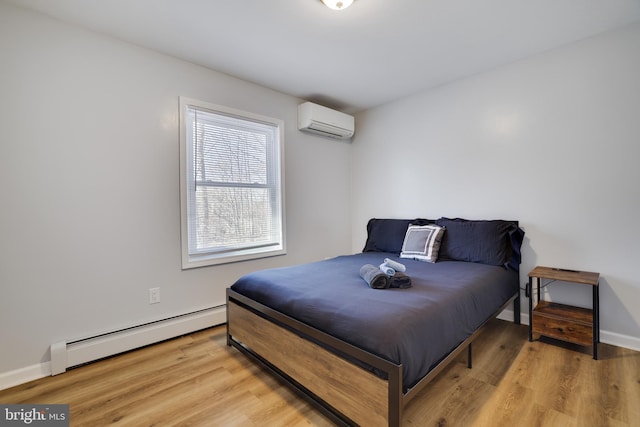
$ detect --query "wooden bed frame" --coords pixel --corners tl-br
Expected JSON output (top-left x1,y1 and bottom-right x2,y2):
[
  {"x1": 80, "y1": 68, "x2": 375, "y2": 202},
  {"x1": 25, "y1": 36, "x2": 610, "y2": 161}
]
[{"x1": 226, "y1": 288, "x2": 521, "y2": 426}]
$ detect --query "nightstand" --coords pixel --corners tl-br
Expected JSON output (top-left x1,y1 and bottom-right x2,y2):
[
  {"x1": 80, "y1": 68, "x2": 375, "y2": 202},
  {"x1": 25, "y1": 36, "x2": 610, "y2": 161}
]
[{"x1": 527, "y1": 266, "x2": 600, "y2": 359}]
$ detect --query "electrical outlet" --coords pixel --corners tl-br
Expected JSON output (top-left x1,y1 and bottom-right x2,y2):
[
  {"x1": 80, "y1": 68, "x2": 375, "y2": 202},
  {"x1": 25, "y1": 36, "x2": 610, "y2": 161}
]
[{"x1": 149, "y1": 287, "x2": 160, "y2": 304}]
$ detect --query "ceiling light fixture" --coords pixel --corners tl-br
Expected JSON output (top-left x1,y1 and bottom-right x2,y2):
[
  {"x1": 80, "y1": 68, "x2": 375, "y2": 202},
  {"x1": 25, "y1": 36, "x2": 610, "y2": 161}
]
[{"x1": 321, "y1": 0, "x2": 354, "y2": 11}]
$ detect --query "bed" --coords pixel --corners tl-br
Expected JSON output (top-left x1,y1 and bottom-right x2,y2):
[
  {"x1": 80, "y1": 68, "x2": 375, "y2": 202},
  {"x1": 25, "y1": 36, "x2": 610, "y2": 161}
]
[{"x1": 226, "y1": 217, "x2": 524, "y2": 426}]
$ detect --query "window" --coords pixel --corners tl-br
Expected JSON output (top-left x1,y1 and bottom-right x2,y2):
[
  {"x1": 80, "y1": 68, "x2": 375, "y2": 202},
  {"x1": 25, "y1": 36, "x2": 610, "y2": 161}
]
[{"x1": 179, "y1": 97, "x2": 286, "y2": 268}]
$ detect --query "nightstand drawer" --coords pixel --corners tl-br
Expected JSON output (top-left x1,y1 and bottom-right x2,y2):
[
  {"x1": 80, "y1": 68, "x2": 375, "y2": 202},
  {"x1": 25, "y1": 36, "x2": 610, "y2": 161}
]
[{"x1": 532, "y1": 301, "x2": 592, "y2": 346}]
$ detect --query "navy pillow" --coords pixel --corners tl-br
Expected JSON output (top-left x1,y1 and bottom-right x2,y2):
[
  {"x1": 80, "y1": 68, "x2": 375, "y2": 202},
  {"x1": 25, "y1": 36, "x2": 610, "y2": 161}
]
[
  {"x1": 507, "y1": 225, "x2": 525, "y2": 272},
  {"x1": 363, "y1": 218, "x2": 432, "y2": 254},
  {"x1": 435, "y1": 218, "x2": 515, "y2": 266}
]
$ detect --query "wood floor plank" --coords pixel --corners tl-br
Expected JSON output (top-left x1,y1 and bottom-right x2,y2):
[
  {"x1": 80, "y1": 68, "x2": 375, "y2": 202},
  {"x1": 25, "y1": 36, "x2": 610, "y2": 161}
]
[
  {"x1": 480, "y1": 383, "x2": 536, "y2": 427},
  {"x1": 1, "y1": 319, "x2": 638, "y2": 426}
]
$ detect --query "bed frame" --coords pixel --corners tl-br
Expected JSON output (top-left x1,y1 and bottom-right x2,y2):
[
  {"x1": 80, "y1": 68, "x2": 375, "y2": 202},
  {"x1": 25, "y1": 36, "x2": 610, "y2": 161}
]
[{"x1": 226, "y1": 288, "x2": 521, "y2": 426}]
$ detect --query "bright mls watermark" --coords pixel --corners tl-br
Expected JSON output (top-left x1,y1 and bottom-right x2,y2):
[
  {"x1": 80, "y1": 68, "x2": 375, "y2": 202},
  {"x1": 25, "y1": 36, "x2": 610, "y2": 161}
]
[{"x1": 1, "y1": 405, "x2": 69, "y2": 426}]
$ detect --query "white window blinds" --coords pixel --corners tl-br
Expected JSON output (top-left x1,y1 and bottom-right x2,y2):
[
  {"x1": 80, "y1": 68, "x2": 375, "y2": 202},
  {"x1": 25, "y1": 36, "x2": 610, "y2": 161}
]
[{"x1": 180, "y1": 98, "x2": 285, "y2": 268}]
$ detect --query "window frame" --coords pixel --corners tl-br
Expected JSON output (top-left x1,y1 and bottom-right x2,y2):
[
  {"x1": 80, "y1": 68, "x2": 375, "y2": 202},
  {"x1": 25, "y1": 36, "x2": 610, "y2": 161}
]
[{"x1": 179, "y1": 96, "x2": 286, "y2": 269}]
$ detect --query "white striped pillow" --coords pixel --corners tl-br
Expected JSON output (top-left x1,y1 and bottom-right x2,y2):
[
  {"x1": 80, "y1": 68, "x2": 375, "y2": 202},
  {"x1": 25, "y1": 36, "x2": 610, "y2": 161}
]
[{"x1": 400, "y1": 224, "x2": 446, "y2": 263}]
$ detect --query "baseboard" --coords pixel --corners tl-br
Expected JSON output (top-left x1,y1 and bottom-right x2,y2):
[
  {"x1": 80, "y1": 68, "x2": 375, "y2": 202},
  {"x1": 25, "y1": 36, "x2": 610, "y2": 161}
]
[
  {"x1": 600, "y1": 330, "x2": 640, "y2": 352},
  {"x1": 497, "y1": 308, "x2": 640, "y2": 352},
  {"x1": 0, "y1": 305, "x2": 226, "y2": 391},
  {"x1": 0, "y1": 363, "x2": 52, "y2": 392}
]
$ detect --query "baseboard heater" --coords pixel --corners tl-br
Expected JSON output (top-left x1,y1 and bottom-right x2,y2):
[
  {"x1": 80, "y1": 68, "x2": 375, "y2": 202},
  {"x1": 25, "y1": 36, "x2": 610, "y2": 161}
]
[{"x1": 50, "y1": 305, "x2": 226, "y2": 375}]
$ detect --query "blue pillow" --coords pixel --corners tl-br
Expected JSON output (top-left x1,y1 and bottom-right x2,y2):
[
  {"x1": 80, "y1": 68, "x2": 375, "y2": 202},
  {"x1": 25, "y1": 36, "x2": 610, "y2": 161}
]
[
  {"x1": 435, "y1": 218, "x2": 515, "y2": 266},
  {"x1": 363, "y1": 218, "x2": 433, "y2": 254}
]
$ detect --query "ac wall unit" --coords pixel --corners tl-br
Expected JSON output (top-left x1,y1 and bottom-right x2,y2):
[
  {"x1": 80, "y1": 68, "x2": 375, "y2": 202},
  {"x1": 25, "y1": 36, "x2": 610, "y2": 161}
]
[{"x1": 297, "y1": 102, "x2": 355, "y2": 140}]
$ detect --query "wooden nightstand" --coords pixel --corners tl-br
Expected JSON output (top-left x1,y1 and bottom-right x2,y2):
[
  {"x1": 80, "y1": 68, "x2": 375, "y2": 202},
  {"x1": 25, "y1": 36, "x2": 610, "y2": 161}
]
[{"x1": 527, "y1": 266, "x2": 600, "y2": 359}]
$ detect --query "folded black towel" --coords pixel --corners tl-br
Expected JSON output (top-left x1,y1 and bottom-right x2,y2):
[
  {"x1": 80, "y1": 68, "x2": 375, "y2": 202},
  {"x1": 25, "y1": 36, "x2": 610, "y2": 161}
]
[
  {"x1": 359, "y1": 264, "x2": 389, "y2": 289},
  {"x1": 389, "y1": 272, "x2": 412, "y2": 289}
]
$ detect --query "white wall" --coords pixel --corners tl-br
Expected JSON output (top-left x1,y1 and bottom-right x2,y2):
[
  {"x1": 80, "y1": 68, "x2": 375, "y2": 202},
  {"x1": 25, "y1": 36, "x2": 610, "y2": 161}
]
[
  {"x1": 352, "y1": 23, "x2": 640, "y2": 348},
  {"x1": 0, "y1": 2, "x2": 352, "y2": 380}
]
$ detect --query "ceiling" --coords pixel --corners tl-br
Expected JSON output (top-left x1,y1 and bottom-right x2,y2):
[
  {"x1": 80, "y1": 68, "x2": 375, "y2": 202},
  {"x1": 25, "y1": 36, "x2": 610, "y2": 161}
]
[{"x1": 6, "y1": 0, "x2": 640, "y2": 113}]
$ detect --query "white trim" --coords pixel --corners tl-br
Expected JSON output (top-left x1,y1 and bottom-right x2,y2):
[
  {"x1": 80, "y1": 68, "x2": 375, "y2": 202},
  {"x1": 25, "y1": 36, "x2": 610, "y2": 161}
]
[
  {"x1": 497, "y1": 308, "x2": 530, "y2": 325},
  {"x1": 0, "y1": 363, "x2": 51, "y2": 391},
  {"x1": 600, "y1": 329, "x2": 640, "y2": 352}
]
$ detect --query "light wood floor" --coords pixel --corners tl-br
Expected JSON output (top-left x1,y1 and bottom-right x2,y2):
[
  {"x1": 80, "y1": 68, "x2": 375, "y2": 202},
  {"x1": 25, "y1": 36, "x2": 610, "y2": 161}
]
[{"x1": 1, "y1": 319, "x2": 639, "y2": 426}]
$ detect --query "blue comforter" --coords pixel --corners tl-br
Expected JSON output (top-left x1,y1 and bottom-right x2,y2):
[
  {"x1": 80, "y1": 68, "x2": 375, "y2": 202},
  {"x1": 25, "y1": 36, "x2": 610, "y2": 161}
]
[{"x1": 230, "y1": 252, "x2": 518, "y2": 389}]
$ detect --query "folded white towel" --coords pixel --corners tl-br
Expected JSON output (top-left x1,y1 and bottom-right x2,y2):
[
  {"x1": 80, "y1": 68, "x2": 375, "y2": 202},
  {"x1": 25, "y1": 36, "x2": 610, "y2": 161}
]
[
  {"x1": 379, "y1": 263, "x2": 396, "y2": 276},
  {"x1": 383, "y1": 258, "x2": 406, "y2": 272}
]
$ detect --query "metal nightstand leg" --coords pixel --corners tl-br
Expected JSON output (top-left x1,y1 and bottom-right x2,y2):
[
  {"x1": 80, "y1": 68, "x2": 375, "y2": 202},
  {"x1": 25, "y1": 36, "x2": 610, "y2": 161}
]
[
  {"x1": 528, "y1": 276, "x2": 533, "y2": 342},
  {"x1": 593, "y1": 283, "x2": 599, "y2": 360}
]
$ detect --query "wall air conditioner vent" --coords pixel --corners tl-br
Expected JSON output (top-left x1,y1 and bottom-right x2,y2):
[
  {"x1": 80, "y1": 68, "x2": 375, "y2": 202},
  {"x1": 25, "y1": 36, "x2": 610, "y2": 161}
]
[{"x1": 298, "y1": 102, "x2": 354, "y2": 140}]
